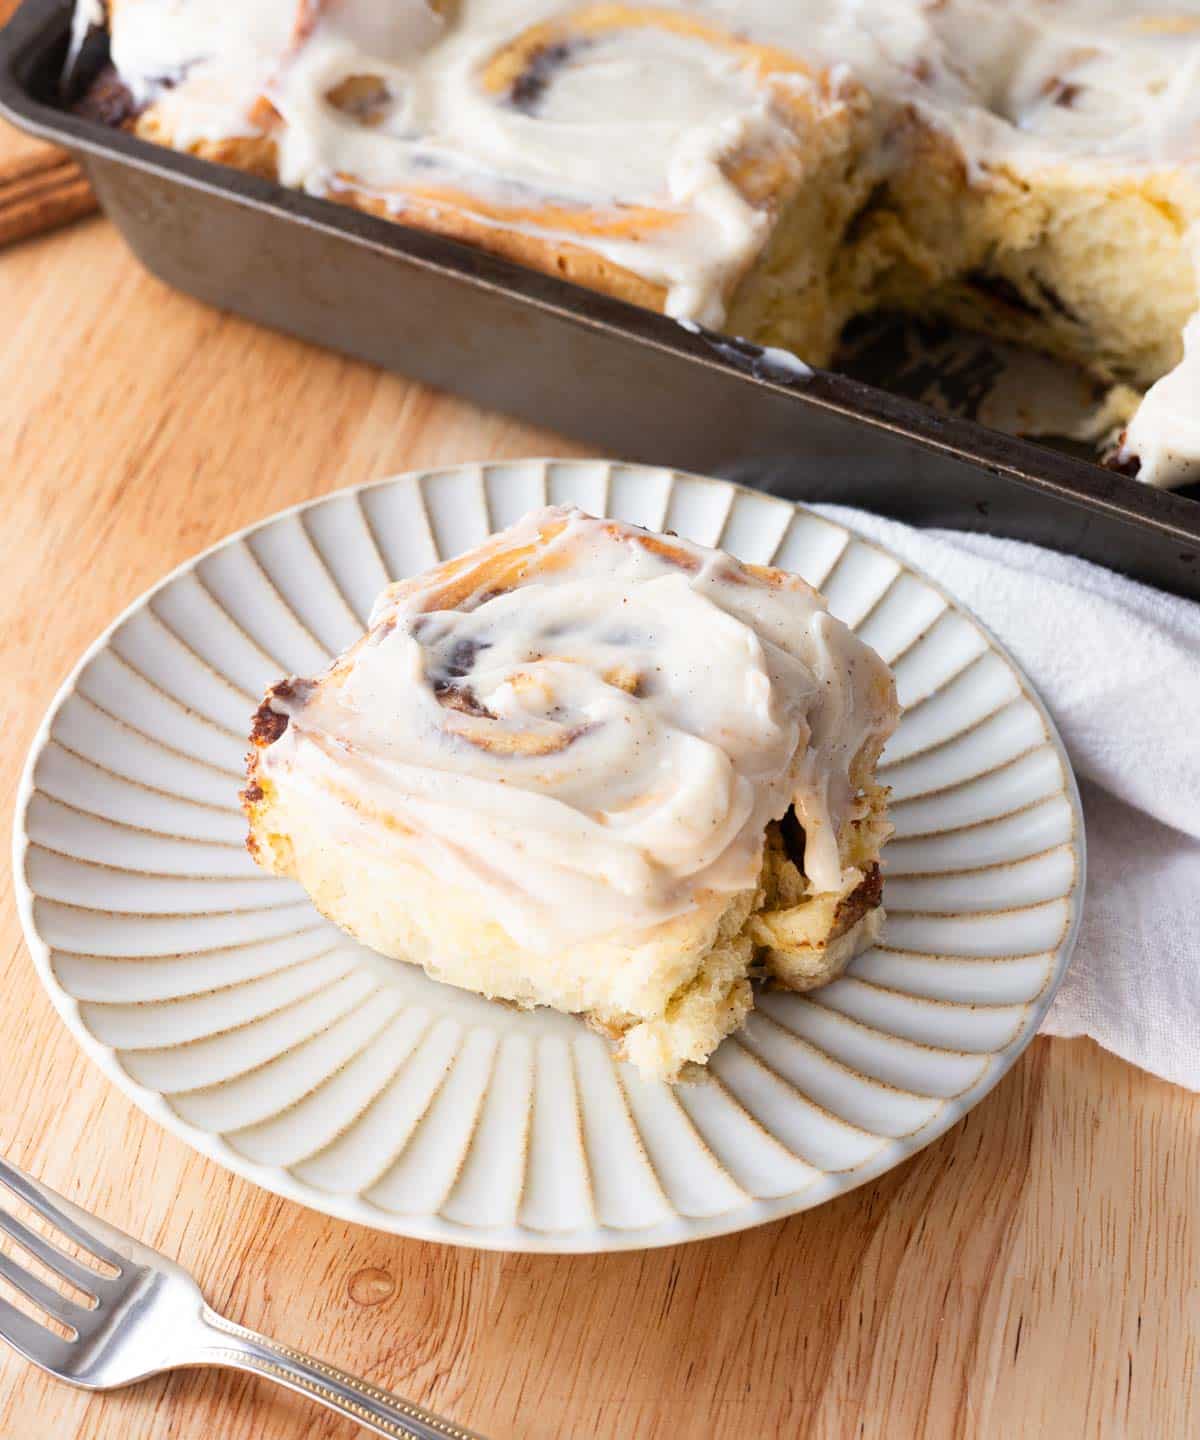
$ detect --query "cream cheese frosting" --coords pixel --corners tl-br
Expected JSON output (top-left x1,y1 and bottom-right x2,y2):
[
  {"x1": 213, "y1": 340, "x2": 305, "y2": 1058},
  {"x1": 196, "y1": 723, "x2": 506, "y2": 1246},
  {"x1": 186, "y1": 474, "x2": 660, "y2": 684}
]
[
  {"x1": 90, "y1": 0, "x2": 1200, "y2": 482},
  {"x1": 1121, "y1": 314, "x2": 1200, "y2": 484},
  {"x1": 255, "y1": 507, "x2": 895, "y2": 955},
  {"x1": 105, "y1": 0, "x2": 293, "y2": 143}
]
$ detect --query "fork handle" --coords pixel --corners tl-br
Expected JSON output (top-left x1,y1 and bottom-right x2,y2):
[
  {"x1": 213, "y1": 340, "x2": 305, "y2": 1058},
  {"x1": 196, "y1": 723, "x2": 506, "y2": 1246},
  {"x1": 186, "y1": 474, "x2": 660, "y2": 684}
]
[{"x1": 198, "y1": 1307, "x2": 488, "y2": 1440}]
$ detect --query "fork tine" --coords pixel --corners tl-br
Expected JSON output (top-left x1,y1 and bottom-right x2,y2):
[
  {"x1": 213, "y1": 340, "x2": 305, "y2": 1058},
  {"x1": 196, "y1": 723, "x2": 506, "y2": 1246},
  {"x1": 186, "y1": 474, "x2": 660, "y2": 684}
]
[
  {"x1": 0, "y1": 1208, "x2": 107, "y2": 1300},
  {"x1": 0, "y1": 1248, "x2": 92, "y2": 1330},
  {"x1": 0, "y1": 1157, "x2": 127, "y2": 1273},
  {"x1": 0, "y1": 1294, "x2": 76, "y2": 1376}
]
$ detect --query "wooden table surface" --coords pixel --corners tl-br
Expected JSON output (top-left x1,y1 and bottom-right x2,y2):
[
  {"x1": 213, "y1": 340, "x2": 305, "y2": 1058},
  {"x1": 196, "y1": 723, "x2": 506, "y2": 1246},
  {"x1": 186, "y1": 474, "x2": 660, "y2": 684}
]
[{"x1": 1, "y1": 214, "x2": 1198, "y2": 1440}]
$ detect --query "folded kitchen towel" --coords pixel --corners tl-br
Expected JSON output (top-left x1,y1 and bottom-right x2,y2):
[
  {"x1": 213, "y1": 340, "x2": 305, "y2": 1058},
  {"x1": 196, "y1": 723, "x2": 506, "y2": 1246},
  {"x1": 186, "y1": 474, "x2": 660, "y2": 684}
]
[{"x1": 817, "y1": 505, "x2": 1200, "y2": 1092}]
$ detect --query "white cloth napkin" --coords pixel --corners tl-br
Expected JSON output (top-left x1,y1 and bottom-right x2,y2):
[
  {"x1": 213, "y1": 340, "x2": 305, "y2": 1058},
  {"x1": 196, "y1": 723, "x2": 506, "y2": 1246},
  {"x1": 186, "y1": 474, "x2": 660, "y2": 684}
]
[{"x1": 816, "y1": 505, "x2": 1200, "y2": 1091}]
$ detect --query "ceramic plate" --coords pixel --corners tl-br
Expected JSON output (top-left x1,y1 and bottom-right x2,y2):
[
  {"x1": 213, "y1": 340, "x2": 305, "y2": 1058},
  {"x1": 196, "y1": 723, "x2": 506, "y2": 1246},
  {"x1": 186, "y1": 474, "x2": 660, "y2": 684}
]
[{"x1": 13, "y1": 461, "x2": 1083, "y2": 1252}]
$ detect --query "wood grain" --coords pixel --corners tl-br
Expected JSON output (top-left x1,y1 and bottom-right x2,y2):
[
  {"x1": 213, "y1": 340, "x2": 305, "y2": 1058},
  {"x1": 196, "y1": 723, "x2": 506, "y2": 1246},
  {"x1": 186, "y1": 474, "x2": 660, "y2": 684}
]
[{"x1": 0, "y1": 217, "x2": 1197, "y2": 1440}]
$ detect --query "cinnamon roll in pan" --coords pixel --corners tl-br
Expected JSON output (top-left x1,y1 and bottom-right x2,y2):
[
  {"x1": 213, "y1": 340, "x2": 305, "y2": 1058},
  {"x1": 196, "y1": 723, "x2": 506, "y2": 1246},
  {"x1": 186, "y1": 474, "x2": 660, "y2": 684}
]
[
  {"x1": 80, "y1": 0, "x2": 1200, "y2": 485},
  {"x1": 243, "y1": 508, "x2": 897, "y2": 1082},
  {"x1": 89, "y1": 0, "x2": 284, "y2": 174}
]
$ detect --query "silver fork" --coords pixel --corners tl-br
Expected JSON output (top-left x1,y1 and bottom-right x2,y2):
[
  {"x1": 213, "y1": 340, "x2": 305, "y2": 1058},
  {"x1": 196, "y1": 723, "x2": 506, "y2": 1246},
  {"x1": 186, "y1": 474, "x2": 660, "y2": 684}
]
[{"x1": 0, "y1": 1155, "x2": 486, "y2": 1439}]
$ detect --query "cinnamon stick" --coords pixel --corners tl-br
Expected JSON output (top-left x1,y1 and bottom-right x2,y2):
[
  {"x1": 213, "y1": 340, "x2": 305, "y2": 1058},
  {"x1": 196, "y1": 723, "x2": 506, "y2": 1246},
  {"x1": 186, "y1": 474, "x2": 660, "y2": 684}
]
[{"x1": 0, "y1": 146, "x2": 96, "y2": 248}]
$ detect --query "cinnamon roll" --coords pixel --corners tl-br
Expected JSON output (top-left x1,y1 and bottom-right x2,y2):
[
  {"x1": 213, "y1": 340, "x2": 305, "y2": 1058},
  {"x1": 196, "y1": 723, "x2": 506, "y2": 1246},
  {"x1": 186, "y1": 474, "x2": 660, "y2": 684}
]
[
  {"x1": 77, "y1": 1, "x2": 1200, "y2": 486},
  {"x1": 243, "y1": 507, "x2": 898, "y2": 1082},
  {"x1": 85, "y1": 0, "x2": 289, "y2": 175}
]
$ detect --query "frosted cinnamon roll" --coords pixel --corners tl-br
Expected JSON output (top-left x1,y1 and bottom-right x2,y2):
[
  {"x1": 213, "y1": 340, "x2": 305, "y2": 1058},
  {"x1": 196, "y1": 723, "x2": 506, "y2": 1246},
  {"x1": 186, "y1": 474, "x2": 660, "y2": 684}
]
[
  {"x1": 81, "y1": 0, "x2": 873, "y2": 342},
  {"x1": 77, "y1": 0, "x2": 291, "y2": 174},
  {"x1": 261, "y1": 0, "x2": 872, "y2": 334},
  {"x1": 243, "y1": 506, "x2": 897, "y2": 1081}
]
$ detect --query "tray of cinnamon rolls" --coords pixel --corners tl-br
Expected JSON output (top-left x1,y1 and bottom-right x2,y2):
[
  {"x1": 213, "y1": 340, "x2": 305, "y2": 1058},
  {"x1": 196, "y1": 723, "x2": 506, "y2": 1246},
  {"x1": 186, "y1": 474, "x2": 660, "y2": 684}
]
[{"x1": 3, "y1": 0, "x2": 1200, "y2": 594}]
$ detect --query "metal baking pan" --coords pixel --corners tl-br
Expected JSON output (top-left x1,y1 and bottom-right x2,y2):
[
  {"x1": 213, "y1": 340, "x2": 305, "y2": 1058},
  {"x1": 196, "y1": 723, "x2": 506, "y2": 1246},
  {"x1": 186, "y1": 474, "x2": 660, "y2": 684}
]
[{"x1": 4, "y1": 0, "x2": 1200, "y2": 597}]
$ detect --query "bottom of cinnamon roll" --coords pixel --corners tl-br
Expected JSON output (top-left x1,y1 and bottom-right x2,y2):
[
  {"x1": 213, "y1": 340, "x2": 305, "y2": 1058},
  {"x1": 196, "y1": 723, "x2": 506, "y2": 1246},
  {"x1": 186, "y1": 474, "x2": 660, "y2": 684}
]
[
  {"x1": 245, "y1": 779, "x2": 887, "y2": 1083},
  {"x1": 242, "y1": 505, "x2": 898, "y2": 1083}
]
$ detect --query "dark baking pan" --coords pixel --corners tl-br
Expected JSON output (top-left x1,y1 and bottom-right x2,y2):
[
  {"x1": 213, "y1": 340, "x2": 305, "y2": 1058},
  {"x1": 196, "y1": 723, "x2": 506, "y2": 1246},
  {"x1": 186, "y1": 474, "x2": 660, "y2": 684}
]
[{"x1": 4, "y1": 0, "x2": 1200, "y2": 598}]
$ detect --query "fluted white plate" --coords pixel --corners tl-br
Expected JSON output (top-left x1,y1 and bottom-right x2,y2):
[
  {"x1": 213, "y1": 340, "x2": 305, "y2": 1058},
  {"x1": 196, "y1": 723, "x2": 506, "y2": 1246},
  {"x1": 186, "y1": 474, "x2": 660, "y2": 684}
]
[{"x1": 14, "y1": 461, "x2": 1083, "y2": 1252}]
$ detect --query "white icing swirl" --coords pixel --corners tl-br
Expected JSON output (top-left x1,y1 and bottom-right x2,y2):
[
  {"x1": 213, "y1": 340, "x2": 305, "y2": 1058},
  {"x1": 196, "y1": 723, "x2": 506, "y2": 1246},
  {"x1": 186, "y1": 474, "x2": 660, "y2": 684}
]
[{"x1": 258, "y1": 507, "x2": 895, "y2": 953}]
